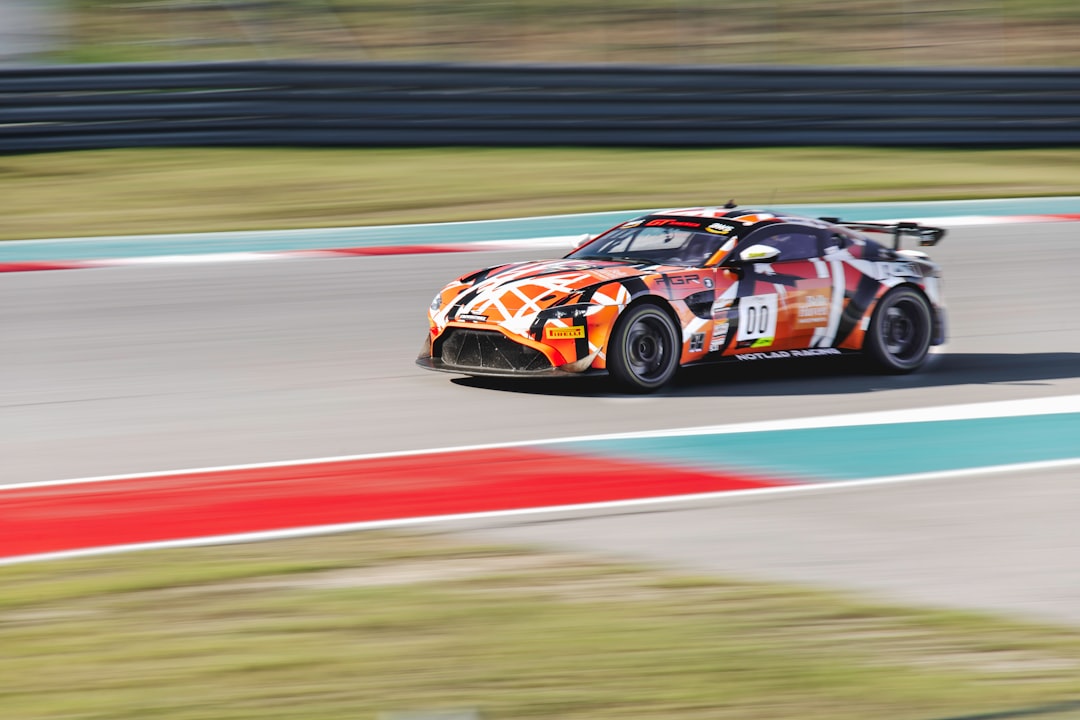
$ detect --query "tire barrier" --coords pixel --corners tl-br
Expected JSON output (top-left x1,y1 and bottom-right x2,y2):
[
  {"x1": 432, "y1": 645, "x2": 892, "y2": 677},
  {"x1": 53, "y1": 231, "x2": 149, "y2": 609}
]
[{"x1": 2, "y1": 61, "x2": 1079, "y2": 150}]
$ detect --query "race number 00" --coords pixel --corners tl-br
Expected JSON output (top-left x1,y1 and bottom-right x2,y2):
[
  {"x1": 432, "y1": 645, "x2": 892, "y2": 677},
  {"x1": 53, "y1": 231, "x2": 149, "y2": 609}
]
[{"x1": 736, "y1": 294, "x2": 778, "y2": 341}]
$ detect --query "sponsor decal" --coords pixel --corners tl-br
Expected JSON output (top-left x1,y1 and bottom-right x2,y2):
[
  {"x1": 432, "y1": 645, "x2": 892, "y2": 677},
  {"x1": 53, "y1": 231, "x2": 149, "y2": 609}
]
[
  {"x1": 457, "y1": 312, "x2": 488, "y2": 322},
  {"x1": 668, "y1": 274, "x2": 700, "y2": 286},
  {"x1": 712, "y1": 298, "x2": 733, "y2": 314},
  {"x1": 875, "y1": 261, "x2": 921, "y2": 279},
  {"x1": 705, "y1": 222, "x2": 736, "y2": 235},
  {"x1": 588, "y1": 268, "x2": 637, "y2": 281},
  {"x1": 646, "y1": 218, "x2": 701, "y2": 228},
  {"x1": 751, "y1": 336, "x2": 774, "y2": 348},
  {"x1": 797, "y1": 294, "x2": 830, "y2": 324},
  {"x1": 893, "y1": 262, "x2": 920, "y2": 277},
  {"x1": 703, "y1": 277, "x2": 714, "y2": 289},
  {"x1": 710, "y1": 322, "x2": 729, "y2": 351},
  {"x1": 545, "y1": 325, "x2": 586, "y2": 340},
  {"x1": 735, "y1": 348, "x2": 842, "y2": 361},
  {"x1": 791, "y1": 348, "x2": 842, "y2": 358},
  {"x1": 689, "y1": 333, "x2": 705, "y2": 353}
]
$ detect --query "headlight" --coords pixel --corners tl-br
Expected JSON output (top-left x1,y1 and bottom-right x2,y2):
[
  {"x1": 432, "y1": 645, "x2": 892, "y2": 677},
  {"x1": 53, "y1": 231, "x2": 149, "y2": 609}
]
[
  {"x1": 537, "y1": 304, "x2": 605, "y2": 321},
  {"x1": 430, "y1": 293, "x2": 443, "y2": 312}
]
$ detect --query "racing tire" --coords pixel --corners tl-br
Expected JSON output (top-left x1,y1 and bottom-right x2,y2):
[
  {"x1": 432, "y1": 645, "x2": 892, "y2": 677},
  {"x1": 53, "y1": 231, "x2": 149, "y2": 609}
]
[
  {"x1": 864, "y1": 287, "x2": 933, "y2": 373},
  {"x1": 607, "y1": 304, "x2": 680, "y2": 392}
]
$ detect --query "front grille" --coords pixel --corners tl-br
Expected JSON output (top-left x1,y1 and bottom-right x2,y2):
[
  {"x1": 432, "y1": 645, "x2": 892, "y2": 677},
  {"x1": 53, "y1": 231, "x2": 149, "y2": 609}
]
[{"x1": 438, "y1": 329, "x2": 551, "y2": 372}]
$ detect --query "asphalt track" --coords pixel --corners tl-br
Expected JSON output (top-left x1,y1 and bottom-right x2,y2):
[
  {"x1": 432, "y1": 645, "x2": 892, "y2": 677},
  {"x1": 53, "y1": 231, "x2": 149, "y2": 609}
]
[{"x1": 4, "y1": 222, "x2": 1080, "y2": 622}]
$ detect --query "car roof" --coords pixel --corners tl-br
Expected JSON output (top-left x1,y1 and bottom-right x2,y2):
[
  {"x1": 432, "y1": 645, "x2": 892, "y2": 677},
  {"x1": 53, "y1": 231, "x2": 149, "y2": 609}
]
[
  {"x1": 636, "y1": 206, "x2": 837, "y2": 237},
  {"x1": 653, "y1": 206, "x2": 808, "y2": 226},
  {"x1": 638, "y1": 207, "x2": 939, "y2": 253}
]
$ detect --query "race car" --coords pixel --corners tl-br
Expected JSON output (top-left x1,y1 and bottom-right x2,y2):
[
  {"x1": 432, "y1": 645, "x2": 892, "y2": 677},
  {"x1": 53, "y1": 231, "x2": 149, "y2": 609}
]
[{"x1": 417, "y1": 205, "x2": 946, "y2": 392}]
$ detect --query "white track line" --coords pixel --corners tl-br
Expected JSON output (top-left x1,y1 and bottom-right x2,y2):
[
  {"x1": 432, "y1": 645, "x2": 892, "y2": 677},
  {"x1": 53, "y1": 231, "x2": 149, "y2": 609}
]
[{"x1": 7, "y1": 394, "x2": 1080, "y2": 492}]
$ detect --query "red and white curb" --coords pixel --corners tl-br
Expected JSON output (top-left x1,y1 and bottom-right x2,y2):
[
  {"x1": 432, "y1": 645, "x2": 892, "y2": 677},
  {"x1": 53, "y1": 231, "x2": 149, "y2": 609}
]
[
  {"x1": 3, "y1": 214, "x2": 1079, "y2": 274},
  {"x1": 0, "y1": 237, "x2": 579, "y2": 273},
  {"x1": 4, "y1": 395, "x2": 1079, "y2": 565}
]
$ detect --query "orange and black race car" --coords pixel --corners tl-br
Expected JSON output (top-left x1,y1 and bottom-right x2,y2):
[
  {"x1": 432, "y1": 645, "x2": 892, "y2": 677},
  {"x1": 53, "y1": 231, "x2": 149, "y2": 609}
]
[{"x1": 418, "y1": 205, "x2": 946, "y2": 392}]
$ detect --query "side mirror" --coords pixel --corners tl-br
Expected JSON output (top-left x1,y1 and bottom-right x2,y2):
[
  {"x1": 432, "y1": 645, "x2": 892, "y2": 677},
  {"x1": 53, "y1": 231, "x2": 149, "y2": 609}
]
[
  {"x1": 736, "y1": 244, "x2": 781, "y2": 263},
  {"x1": 571, "y1": 233, "x2": 593, "y2": 249}
]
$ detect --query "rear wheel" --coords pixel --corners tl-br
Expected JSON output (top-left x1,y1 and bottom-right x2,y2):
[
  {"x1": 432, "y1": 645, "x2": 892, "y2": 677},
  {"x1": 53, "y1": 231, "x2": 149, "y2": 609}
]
[
  {"x1": 865, "y1": 287, "x2": 932, "y2": 373},
  {"x1": 607, "y1": 304, "x2": 680, "y2": 392}
]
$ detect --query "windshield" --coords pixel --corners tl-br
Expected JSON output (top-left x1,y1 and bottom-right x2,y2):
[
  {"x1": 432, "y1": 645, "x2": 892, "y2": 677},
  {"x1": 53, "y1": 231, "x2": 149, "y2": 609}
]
[{"x1": 567, "y1": 217, "x2": 740, "y2": 267}]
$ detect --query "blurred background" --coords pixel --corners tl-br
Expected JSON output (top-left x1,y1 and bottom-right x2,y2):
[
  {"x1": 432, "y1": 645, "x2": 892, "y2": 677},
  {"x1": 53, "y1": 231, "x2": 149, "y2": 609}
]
[
  {"x1": 3, "y1": 0, "x2": 1080, "y2": 67},
  {"x1": 4, "y1": 4, "x2": 1080, "y2": 719}
]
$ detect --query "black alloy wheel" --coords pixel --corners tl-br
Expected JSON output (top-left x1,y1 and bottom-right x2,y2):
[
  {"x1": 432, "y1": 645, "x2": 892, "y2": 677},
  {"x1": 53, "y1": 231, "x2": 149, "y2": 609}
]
[
  {"x1": 607, "y1": 304, "x2": 680, "y2": 392},
  {"x1": 865, "y1": 287, "x2": 933, "y2": 373}
]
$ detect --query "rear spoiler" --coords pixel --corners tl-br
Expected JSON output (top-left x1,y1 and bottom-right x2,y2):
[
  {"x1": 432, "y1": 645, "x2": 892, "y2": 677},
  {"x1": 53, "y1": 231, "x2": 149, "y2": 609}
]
[{"x1": 819, "y1": 218, "x2": 946, "y2": 251}]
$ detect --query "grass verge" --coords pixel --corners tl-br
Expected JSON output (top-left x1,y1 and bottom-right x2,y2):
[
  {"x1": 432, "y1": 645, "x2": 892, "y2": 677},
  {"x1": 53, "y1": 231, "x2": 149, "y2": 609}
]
[
  {"x1": 3, "y1": 531, "x2": 1080, "y2": 719},
  {"x1": 56, "y1": 1, "x2": 1080, "y2": 66},
  {"x1": 2, "y1": 147, "x2": 1079, "y2": 241}
]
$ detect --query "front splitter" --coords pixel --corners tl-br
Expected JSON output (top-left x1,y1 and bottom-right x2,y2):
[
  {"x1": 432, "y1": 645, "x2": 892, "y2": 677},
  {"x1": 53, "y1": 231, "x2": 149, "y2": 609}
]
[{"x1": 416, "y1": 356, "x2": 605, "y2": 379}]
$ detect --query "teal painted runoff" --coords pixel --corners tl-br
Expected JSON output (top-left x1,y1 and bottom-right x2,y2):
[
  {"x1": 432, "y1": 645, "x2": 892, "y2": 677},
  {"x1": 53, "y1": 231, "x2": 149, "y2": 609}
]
[
  {"x1": 2, "y1": 197, "x2": 1077, "y2": 262},
  {"x1": 557, "y1": 413, "x2": 1080, "y2": 482}
]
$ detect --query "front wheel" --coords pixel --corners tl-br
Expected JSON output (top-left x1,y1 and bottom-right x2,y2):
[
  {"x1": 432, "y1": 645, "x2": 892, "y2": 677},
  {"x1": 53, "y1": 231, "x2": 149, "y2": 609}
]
[
  {"x1": 607, "y1": 304, "x2": 680, "y2": 392},
  {"x1": 864, "y1": 287, "x2": 933, "y2": 373}
]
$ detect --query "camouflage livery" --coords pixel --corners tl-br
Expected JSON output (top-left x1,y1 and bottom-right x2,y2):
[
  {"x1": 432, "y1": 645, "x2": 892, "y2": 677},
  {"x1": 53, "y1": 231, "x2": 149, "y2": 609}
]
[{"x1": 419, "y1": 206, "x2": 946, "y2": 391}]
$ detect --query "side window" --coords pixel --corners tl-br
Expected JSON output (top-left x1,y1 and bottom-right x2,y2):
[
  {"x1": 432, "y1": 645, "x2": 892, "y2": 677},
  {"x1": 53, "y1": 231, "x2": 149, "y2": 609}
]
[
  {"x1": 824, "y1": 229, "x2": 859, "y2": 255},
  {"x1": 740, "y1": 225, "x2": 823, "y2": 262}
]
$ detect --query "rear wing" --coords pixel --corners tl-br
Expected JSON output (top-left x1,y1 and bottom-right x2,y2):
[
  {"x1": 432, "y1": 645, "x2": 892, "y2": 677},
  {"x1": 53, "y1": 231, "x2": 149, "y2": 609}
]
[{"x1": 819, "y1": 218, "x2": 946, "y2": 251}]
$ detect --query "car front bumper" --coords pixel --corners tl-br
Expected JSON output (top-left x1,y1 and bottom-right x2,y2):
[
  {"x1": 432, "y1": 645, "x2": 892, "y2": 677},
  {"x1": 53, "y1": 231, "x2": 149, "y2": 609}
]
[{"x1": 415, "y1": 355, "x2": 605, "y2": 379}]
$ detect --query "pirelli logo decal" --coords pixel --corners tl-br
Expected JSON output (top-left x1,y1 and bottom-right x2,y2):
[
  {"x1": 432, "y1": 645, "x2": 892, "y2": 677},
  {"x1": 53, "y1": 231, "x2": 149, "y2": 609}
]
[{"x1": 545, "y1": 325, "x2": 586, "y2": 340}]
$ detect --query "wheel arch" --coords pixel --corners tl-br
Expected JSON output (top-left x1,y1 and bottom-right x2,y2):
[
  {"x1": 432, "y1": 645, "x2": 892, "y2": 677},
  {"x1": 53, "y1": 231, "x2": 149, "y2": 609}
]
[{"x1": 623, "y1": 294, "x2": 681, "y2": 331}]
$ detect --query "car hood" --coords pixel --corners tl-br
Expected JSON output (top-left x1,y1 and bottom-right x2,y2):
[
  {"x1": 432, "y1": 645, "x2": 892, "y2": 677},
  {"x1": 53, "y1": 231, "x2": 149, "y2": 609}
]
[{"x1": 434, "y1": 258, "x2": 661, "y2": 332}]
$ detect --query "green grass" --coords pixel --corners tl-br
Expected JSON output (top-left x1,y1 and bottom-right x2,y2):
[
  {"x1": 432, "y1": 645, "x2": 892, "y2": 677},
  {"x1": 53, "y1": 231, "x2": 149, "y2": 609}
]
[
  {"x1": 56, "y1": 0, "x2": 1080, "y2": 66},
  {"x1": 3, "y1": 531, "x2": 1080, "y2": 719},
  {"x1": 3, "y1": 146, "x2": 1080, "y2": 240}
]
